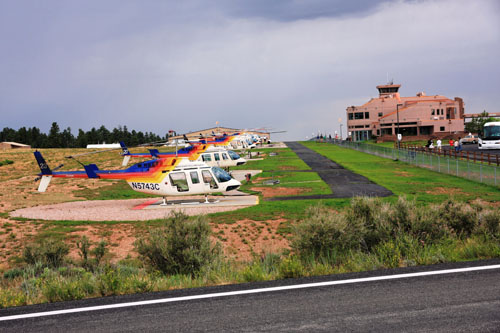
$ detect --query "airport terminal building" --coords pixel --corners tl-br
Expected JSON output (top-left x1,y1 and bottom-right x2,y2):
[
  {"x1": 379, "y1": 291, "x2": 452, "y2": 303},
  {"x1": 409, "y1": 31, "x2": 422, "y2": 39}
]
[{"x1": 346, "y1": 83, "x2": 465, "y2": 141}]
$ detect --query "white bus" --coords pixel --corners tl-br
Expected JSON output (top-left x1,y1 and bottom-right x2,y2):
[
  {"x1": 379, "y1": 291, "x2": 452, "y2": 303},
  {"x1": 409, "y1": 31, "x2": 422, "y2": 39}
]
[{"x1": 479, "y1": 122, "x2": 500, "y2": 150}]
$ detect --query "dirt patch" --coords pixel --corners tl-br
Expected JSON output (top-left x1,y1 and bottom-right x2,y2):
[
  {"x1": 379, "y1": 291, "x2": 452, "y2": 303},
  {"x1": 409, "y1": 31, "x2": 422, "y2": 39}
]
[
  {"x1": 212, "y1": 218, "x2": 290, "y2": 261},
  {"x1": 469, "y1": 198, "x2": 500, "y2": 208},
  {"x1": 425, "y1": 187, "x2": 467, "y2": 195},
  {"x1": 394, "y1": 171, "x2": 413, "y2": 177},
  {"x1": 68, "y1": 224, "x2": 138, "y2": 263},
  {"x1": 278, "y1": 165, "x2": 298, "y2": 170},
  {"x1": 0, "y1": 218, "x2": 42, "y2": 270},
  {"x1": 250, "y1": 186, "x2": 309, "y2": 198}
]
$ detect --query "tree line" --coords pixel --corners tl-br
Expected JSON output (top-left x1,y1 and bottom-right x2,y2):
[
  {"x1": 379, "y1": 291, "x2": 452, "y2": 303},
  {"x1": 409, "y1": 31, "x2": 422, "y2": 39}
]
[
  {"x1": 0, "y1": 122, "x2": 174, "y2": 148},
  {"x1": 464, "y1": 111, "x2": 498, "y2": 137}
]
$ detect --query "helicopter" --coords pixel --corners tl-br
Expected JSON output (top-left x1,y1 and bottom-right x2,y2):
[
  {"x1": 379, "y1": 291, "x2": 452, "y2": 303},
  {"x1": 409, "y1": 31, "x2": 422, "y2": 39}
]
[
  {"x1": 34, "y1": 150, "x2": 241, "y2": 205},
  {"x1": 119, "y1": 141, "x2": 247, "y2": 168}
]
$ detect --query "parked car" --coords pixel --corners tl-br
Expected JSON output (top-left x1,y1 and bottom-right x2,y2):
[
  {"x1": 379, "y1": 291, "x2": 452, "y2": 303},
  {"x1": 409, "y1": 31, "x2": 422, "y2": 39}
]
[{"x1": 460, "y1": 135, "x2": 479, "y2": 144}]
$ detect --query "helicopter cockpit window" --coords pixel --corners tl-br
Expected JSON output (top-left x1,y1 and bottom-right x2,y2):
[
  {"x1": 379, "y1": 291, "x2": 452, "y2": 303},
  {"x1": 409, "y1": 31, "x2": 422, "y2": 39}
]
[
  {"x1": 169, "y1": 172, "x2": 189, "y2": 192},
  {"x1": 211, "y1": 167, "x2": 232, "y2": 183},
  {"x1": 202, "y1": 154, "x2": 212, "y2": 162},
  {"x1": 222, "y1": 153, "x2": 228, "y2": 160},
  {"x1": 202, "y1": 170, "x2": 218, "y2": 189},
  {"x1": 190, "y1": 171, "x2": 200, "y2": 184},
  {"x1": 228, "y1": 150, "x2": 241, "y2": 161}
]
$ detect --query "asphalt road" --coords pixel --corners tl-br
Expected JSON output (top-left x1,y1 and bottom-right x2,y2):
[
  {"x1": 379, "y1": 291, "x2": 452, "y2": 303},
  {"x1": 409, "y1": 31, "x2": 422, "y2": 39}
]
[{"x1": 1, "y1": 260, "x2": 499, "y2": 332}]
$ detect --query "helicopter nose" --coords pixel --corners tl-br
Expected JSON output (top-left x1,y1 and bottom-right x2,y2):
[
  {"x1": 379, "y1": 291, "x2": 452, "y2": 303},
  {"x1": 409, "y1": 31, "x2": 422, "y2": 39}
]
[{"x1": 225, "y1": 178, "x2": 241, "y2": 192}]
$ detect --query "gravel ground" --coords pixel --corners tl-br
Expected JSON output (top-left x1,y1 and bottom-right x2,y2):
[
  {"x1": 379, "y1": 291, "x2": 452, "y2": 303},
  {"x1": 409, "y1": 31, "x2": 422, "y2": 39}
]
[{"x1": 10, "y1": 195, "x2": 255, "y2": 221}]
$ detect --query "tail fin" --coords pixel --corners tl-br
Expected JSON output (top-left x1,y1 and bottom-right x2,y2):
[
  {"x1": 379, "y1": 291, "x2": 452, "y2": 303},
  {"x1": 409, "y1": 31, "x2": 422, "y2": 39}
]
[
  {"x1": 34, "y1": 151, "x2": 52, "y2": 175},
  {"x1": 34, "y1": 151, "x2": 53, "y2": 192},
  {"x1": 120, "y1": 141, "x2": 130, "y2": 155},
  {"x1": 120, "y1": 142, "x2": 131, "y2": 166}
]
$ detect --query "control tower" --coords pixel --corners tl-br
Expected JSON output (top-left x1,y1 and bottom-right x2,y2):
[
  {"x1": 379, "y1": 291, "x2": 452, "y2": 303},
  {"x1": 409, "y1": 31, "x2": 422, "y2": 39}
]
[{"x1": 376, "y1": 83, "x2": 401, "y2": 98}]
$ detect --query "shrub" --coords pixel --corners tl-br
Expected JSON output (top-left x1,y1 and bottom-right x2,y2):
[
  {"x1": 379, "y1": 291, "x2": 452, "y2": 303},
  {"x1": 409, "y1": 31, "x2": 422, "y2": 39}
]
[
  {"x1": 435, "y1": 200, "x2": 478, "y2": 237},
  {"x1": 135, "y1": 212, "x2": 221, "y2": 276},
  {"x1": 3, "y1": 267, "x2": 23, "y2": 280},
  {"x1": 96, "y1": 266, "x2": 121, "y2": 296},
  {"x1": 291, "y1": 204, "x2": 364, "y2": 261},
  {"x1": 345, "y1": 197, "x2": 391, "y2": 250},
  {"x1": 278, "y1": 256, "x2": 305, "y2": 279},
  {"x1": 240, "y1": 263, "x2": 267, "y2": 282},
  {"x1": 477, "y1": 209, "x2": 500, "y2": 237},
  {"x1": 76, "y1": 236, "x2": 108, "y2": 270},
  {"x1": 23, "y1": 239, "x2": 69, "y2": 268},
  {"x1": 0, "y1": 160, "x2": 14, "y2": 167}
]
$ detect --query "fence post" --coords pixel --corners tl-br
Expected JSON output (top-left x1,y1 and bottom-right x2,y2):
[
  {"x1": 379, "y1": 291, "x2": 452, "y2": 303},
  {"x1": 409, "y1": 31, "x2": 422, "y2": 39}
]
[
  {"x1": 480, "y1": 164, "x2": 482, "y2": 183},
  {"x1": 438, "y1": 155, "x2": 440, "y2": 173},
  {"x1": 456, "y1": 159, "x2": 459, "y2": 177},
  {"x1": 448, "y1": 156, "x2": 450, "y2": 174}
]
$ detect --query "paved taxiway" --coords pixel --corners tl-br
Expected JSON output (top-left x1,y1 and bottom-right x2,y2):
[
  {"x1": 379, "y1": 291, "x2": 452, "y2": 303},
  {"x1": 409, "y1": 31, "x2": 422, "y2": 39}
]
[
  {"x1": 1, "y1": 260, "x2": 498, "y2": 332},
  {"x1": 267, "y1": 142, "x2": 393, "y2": 200}
]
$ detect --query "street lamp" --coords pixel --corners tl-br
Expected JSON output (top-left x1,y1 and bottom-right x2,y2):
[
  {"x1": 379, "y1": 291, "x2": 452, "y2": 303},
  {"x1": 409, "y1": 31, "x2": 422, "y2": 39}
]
[
  {"x1": 338, "y1": 118, "x2": 343, "y2": 141},
  {"x1": 396, "y1": 103, "x2": 403, "y2": 149}
]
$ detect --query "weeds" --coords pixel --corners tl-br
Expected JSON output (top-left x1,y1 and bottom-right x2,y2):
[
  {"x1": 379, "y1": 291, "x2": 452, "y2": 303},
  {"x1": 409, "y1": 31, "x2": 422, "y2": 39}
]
[
  {"x1": 135, "y1": 211, "x2": 221, "y2": 276},
  {"x1": 1, "y1": 197, "x2": 499, "y2": 308}
]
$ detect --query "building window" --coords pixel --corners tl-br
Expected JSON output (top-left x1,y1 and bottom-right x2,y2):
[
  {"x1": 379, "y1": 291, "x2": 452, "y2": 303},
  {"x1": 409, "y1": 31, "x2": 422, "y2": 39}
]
[
  {"x1": 354, "y1": 112, "x2": 364, "y2": 119},
  {"x1": 431, "y1": 109, "x2": 435, "y2": 115},
  {"x1": 348, "y1": 113, "x2": 353, "y2": 120},
  {"x1": 378, "y1": 112, "x2": 383, "y2": 117},
  {"x1": 440, "y1": 126, "x2": 445, "y2": 131},
  {"x1": 365, "y1": 112, "x2": 369, "y2": 119}
]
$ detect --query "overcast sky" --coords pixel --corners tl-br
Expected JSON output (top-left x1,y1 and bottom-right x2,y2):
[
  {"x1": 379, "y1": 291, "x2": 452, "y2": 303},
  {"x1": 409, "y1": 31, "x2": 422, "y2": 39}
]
[{"x1": 1, "y1": 0, "x2": 499, "y2": 140}]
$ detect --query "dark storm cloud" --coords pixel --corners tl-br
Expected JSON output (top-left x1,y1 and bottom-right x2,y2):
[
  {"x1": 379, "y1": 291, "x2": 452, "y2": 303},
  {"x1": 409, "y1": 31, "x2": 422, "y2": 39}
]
[{"x1": 0, "y1": 0, "x2": 498, "y2": 140}]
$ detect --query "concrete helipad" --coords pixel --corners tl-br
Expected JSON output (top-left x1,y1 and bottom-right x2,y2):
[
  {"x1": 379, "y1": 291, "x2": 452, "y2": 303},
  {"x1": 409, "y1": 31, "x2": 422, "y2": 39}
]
[
  {"x1": 10, "y1": 192, "x2": 258, "y2": 221},
  {"x1": 133, "y1": 192, "x2": 258, "y2": 210}
]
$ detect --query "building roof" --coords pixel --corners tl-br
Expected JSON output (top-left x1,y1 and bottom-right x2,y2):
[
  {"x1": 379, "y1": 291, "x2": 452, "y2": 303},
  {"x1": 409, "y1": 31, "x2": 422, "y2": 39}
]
[{"x1": 0, "y1": 141, "x2": 31, "y2": 148}]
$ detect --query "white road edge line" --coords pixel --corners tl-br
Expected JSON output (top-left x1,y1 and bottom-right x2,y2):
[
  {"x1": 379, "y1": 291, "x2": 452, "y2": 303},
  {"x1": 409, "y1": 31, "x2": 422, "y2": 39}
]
[{"x1": 1, "y1": 264, "x2": 499, "y2": 321}]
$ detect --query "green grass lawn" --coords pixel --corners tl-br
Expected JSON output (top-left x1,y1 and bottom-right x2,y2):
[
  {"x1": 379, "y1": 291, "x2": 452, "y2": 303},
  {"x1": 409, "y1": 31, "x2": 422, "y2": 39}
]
[
  {"x1": 232, "y1": 148, "x2": 311, "y2": 171},
  {"x1": 240, "y1": 170, "x2": 331, "y2": 196},
  {"x1": 302, "y1": 141, "x2": 500, "y2": 205},
  {"x1": 363, "y1": 140, "x2": 428, "y2": 148}
]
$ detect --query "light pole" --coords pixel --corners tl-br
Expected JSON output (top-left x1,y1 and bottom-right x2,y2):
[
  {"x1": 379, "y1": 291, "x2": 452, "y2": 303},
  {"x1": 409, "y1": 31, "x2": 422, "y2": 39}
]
[
  {"x1": 338, "y1": 118, "x2": 343, "y2": 141},
  {"x1": 396, "y1": 103, "x2": 403, "y2": 149}
]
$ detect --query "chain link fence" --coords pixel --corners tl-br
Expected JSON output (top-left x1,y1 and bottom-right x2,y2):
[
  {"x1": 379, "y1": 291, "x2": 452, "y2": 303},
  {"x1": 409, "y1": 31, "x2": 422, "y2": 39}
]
[{"x1": 334, "y1": 141, "x2": 499, "y2": 187}]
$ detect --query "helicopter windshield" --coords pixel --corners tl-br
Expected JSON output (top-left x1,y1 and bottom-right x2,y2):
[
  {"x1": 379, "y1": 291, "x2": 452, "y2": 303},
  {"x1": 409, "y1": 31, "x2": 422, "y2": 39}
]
[
  {"x1": 228, "y1": 150, "x2": 241, "y2": 161},
  {"x1": 211, "y1": 167, "x2": 232, "y2": 183}
]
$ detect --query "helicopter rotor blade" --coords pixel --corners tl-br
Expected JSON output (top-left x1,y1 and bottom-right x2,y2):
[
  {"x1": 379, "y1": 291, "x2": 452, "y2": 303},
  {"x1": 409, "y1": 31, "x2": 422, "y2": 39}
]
[{"x1": 65, "y1": 147, "x2": 123, "y2": 159}]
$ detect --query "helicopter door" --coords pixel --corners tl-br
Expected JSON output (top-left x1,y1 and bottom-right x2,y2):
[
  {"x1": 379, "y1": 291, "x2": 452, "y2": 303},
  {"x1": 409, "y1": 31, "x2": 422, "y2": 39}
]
[
  {"x1": 202, "y1": 170, "x2": 218, "y2": 190},
  {"x1": 169, "y1": 172, "x2": 189, "y2": 192},
  {"x1": 214, "y1": 153, "x2": 220, "y2": 166}
]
